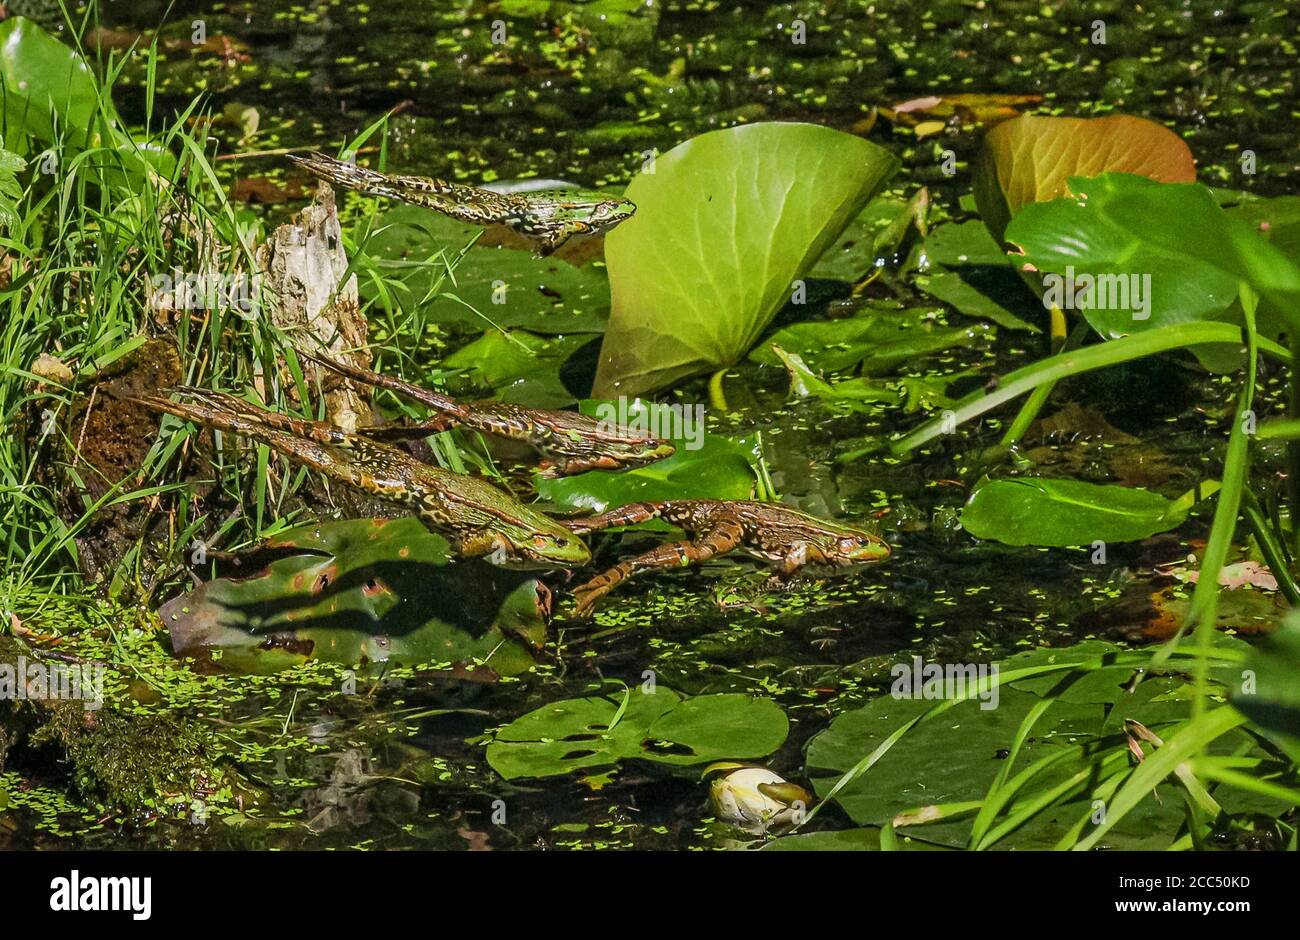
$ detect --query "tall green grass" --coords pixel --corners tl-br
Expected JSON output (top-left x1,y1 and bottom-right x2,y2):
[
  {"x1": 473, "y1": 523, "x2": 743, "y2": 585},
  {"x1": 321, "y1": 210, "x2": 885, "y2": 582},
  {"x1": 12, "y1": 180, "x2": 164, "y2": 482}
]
[{"x1": 0, "y1": 14, "x2": 470, "y2": 612}]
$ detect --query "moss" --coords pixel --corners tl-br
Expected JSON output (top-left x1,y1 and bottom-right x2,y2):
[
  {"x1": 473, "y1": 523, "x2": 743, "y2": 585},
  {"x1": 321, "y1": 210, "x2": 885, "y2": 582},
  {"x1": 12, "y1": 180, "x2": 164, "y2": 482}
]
[
  {"x1": 29, "y1": 704, "x2": 225, "y2": 813},
  {"x1": 0, "y1": 635, "x2": 239, "y2": 814}
]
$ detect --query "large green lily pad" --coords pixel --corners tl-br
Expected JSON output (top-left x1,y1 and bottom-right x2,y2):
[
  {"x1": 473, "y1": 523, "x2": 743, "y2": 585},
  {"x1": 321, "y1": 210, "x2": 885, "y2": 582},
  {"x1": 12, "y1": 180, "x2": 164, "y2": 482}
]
[
  {"x1": 536, "y1": 407, "x2": 758, "y2": 515},
  {"x1": 160, "y1": 517, "x2": 549, "y2": 676},
  {"x1": 594, "y1": 122, "x2": 898, "y2": 396},
  {"x1": 442, "y1": 329, "x2": 593, "y2": 407},
  {"x1": 486, "y1": 685, "x2": 788, "y2": 781},
  {"x1": 356, "y1": 205, "x2": 612, "y2": 334},
  {"x1": 805, "y1": 639, "x2": 1288, "y2": 849}
]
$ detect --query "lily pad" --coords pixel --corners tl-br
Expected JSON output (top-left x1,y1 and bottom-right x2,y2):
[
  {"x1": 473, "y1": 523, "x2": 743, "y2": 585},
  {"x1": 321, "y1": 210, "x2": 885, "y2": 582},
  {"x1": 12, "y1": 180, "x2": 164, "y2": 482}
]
[
  {"x1": 805, "y1": 687, "x2": 1103, "y2": 843},
  {"x1": 356, "y1": 205, "x2": 612, "y2": 334},
  {"x1": 0, "y1": 17, "x2": 172, "y2": 180},
  {"x1": 594, "y1": 122, "x2": 898, "y2": 396},
  {"x1": 442, "y1": 329, "x2": 593, "y2": 408},
  {"x1": 486, "y1": 685, "x2": 788, "y2": 781},
  {"x1": 973, "y1": 113, "x2": 1196, "y2": 242},
  {"x1": 960, "y1": 477, "x2": 1187, "y2": 547},
  {"x1": 159, "y1": 517, "x2": 549, "y2": 676},
  {"x1": 804, "y1": 637, "x2": 1286, "y2": 849},
  {"x1": 537, "y1": 408, "x2": 758, "y2": 515}
]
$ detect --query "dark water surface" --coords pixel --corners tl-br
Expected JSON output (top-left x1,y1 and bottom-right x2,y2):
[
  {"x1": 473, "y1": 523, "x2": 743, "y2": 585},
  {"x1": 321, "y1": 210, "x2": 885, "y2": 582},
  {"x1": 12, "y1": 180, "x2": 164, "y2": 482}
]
[{"x1": 7, "y1": 0, "x2": 1297, "y2": 849}]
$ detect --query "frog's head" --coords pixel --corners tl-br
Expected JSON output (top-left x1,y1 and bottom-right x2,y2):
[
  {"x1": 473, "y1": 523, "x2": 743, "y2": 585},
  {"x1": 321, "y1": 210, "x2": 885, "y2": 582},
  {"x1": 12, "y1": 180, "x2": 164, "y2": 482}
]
[
  {"x1": 582, "y1": 195, "x2": 637, "y2": 234},
  {"x1": 548, "y1": 438, "x2": 676, "y2": 476},
  {"x1": 487, "y1": 517, "x2": 592, "y2": 569},
  {"x1": 805, "y1": 524, "x2": 891, "y2": 570},
  {"x1": 606, "y1": 436, "x2": 677, "y2": 468}
]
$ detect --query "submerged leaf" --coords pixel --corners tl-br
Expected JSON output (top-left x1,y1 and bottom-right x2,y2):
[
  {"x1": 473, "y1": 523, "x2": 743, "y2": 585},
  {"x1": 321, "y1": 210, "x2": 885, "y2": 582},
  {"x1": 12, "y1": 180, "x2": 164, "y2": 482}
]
[
  {"x1": 960, "y1": 477, "x2": 1187, "y2": 546},
  {"x1": 159, "y1": 517, "x2": 549, "y2": 675}
]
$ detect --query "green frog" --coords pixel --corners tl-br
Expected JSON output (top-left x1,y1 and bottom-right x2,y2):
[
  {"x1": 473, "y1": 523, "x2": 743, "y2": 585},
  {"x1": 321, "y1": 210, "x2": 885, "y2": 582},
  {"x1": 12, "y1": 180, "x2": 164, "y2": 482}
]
[
  {"x1": 561, "y1": 499, "x2": 891, "y2": 616},
  {"x1": 289, "y1": 152, "x2": 636, "y2": 255},
  {"x1": 130, "y1": 387, "x2": 590, "y2": 568},
  {"x1": 305, "y1": 351, "x2": 675, "y2": 477}
]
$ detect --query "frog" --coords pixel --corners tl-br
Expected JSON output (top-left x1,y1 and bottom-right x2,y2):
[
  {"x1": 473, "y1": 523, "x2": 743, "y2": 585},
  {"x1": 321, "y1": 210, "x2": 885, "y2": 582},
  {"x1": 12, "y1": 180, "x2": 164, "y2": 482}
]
[
  {"x1": 289, "y1": 152, "x2": 636, "y2": 255},
  {"x1": 129, "y1": 387, "x2": 590, "y2": 569},
  {"x1": 560, "y1": 499, "x2": 891, "y2": 616}
]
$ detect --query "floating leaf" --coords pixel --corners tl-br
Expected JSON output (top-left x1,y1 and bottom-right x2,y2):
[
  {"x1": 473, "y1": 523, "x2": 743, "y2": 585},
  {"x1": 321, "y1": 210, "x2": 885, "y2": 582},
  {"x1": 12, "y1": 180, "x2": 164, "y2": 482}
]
[
  {"x1": 486, "y1": 686, "x2": 788, "y2": 781},
  {"x1": 159, "y1": 517, "x2": 548, "y2": 676},
  {"x1": 806, "y1": 688, "x2": 1101, "y2": 840},
  {"x1": 442, "y1": 329, "x2": 592, "y2": 407},
  {"x1": 594, "y1": 123, "x2": 898, "y2": 396},
  {"x1": 973, "y1": 113, "x2": 1196, "y2": 242},
  {"x1": 537, "y1": 406, "x2": 757, "y2": 515},
  {"x1": 804, "y1": 639, "x2": 1282, "y2": 848},
  {"x1": 357, "y1": 205, "x2": 611, "y2": 334},
  {"x1": 960, "y1": 477, "x2": 1187, "y2": 547}
]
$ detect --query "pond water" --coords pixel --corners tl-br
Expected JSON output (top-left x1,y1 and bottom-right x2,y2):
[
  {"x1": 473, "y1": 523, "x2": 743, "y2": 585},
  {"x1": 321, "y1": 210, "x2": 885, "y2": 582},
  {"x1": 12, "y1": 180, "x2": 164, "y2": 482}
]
[{"x1": 4, "y1": 0, "x2": 1298, "y2": 850}]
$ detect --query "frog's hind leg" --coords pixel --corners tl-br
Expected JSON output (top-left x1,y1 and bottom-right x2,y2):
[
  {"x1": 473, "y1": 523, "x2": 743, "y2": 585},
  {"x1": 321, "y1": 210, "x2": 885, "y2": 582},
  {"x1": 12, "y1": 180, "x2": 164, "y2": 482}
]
[
  {"x1": 571, "y1": 520, "x2": 742, "y2": 618},
  {"x1": 164, "y1": 387, "x2": 352, "y2": 446},
  {"x1": 357, "y1": 415, "x2": 459, "y2": 442},
  {"x1": 130, "y1": 390, "x2": 350, "y2": 479},
  {"x1": 561, "y1": 501, "x2": 668, "y2": 535},
  {"x1": 304, "y1": 351, "x2": 471, "y2": 421}
]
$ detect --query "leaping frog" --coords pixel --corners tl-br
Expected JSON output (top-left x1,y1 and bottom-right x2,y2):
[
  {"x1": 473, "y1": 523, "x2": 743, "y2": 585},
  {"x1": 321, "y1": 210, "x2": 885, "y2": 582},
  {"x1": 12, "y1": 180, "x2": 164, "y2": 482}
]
[
  {"x1": 130, "y1": 387, "x2": 590, "y2": 569},
  {"x1": 305, "y1": 351, "x2": 675, "y2": 477},
  {"x1": 561, "y1": 499, "x2": 891, "y2": 616},
  {"x1": 289, "y1": 152, "x2": 636, "y2": 255}
]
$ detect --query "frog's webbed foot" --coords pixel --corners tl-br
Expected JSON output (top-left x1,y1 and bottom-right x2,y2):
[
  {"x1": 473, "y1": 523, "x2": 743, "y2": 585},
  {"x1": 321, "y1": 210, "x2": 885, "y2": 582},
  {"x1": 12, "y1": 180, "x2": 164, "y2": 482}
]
[
  {"x1": 762, "y1": 572, "x2": 802, "y2": 593},
  {"x1": 570, "y1": 521, "x2": 743, "y2": 618}
]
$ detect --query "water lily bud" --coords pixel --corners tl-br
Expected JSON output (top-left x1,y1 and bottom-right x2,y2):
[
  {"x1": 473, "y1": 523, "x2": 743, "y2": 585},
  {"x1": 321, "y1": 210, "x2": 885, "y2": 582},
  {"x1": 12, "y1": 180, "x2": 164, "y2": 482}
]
[{"x1": 706, "y1": 763, "x2": 812, "y2": 834}]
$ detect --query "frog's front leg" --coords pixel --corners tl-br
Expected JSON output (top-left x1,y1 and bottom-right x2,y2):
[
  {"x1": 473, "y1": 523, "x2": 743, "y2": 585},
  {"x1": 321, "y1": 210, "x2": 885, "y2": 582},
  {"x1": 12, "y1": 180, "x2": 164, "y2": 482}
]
[
  {"x1": 774, "y1": 542, "x2": 810, "y2": 577},
  {"x1": 571, "y1": 521, "x2": 743, "y2": 617}
]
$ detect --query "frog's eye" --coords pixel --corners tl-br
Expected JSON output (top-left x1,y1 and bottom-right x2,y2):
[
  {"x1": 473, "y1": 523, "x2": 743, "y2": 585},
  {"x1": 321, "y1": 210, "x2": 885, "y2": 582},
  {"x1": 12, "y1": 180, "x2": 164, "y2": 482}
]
[
  {"x1": 837, "y1": 537, "x2": 861, "y2": 553},
  {"x1": 533, "y1": 535, "x2": 550, "y2": 548}
]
